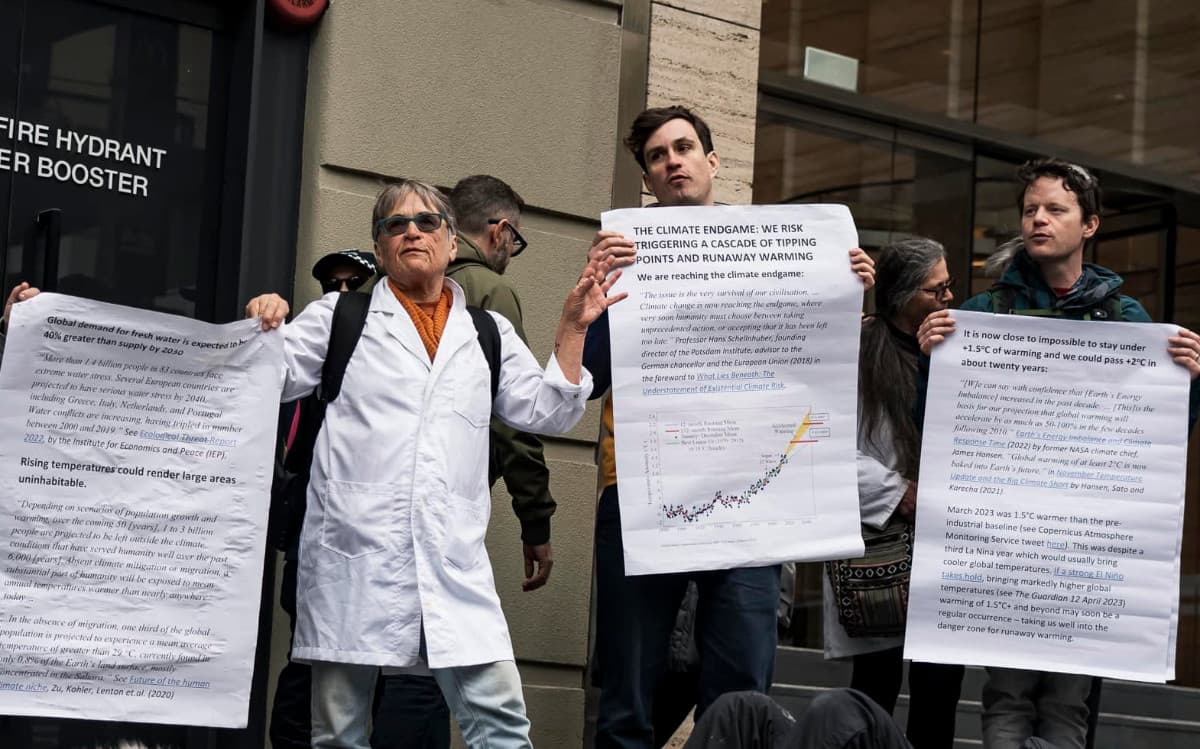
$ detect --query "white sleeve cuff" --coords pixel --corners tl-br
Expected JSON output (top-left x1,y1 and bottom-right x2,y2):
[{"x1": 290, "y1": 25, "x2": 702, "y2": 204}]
[{"x1": 545, "y1": 352, "x2": 594, "y2": 402}]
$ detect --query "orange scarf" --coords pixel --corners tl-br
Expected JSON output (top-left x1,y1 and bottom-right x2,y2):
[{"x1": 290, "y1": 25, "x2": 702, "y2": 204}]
[{"x1": 389, "y1": 279, "x2": 453, "y2": 361}]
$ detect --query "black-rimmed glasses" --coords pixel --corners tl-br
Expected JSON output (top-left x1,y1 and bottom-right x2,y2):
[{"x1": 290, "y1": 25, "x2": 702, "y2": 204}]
[
  {"x1": 488, "y1": 219, "x2": 528, "y2": 257},
  {"x1": 375, "y1": 211, "x2": 447, "y2": 237},
  {"x1": 919, "y1": 279, "x2": 954, "y2": 300}
]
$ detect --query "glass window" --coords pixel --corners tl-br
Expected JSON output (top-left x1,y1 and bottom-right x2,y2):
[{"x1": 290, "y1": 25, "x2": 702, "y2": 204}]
[
  {"x1": 763, "y1": 0, "x2": 1200, "y2": 184},
  {"x1": 0, "y1": 0, "x2": 21, "y2": 250},
  {"x1": 754, "y1": 108, "x2": 973, "y2": 647},
  {"x1": 760, "y1": 0, "x2": 980, "y2": 120},
  {"x1": 756, "y1": 106, "x2": 973, "y2": 292},
  {"x1": 1177, "y1": 224, "x2": 1200, "y2": 686},
  {"x1": 977, "y1": 0, "x2": 1200, "y2": 182}
]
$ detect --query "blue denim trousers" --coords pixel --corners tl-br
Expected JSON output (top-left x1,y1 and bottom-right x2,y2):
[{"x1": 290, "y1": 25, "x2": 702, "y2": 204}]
[
  {"x1": 311, "y1": 659, "x2": 531, "y2": 749},
  {"x1": 593, "y1": 484, "x2": 781, "y2": 748},
  {"x1": 270, "y1": 551, "x2": 450, "y2": 749}
]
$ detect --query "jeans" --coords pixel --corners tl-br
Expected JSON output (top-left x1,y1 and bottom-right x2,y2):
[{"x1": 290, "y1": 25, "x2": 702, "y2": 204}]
[
  {"x1": 312, "y1": 660, "x2": 531, "y2": 749},
  {"x1": 981, "y1": 668, "x2": 1091, "y2": 749},
  {"x1": 371, "y1": 674, "x2": 452, "y2": 748},
  {"x1": 594, "y1": 485, "x2": 781, "y2": 748},
  {"x1": 270, "y1": 552, "x2": 450, "y2": 749}
]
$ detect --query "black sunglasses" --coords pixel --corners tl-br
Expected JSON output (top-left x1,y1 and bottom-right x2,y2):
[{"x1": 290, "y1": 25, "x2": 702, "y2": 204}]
[
  {"x1": 375, "y1": 211, "x2": 447, "y2": 237},
  {"x1": 487, "y1": 219, "x2": 528, "y2": 257},
  {"x1": 321, "y1": 275, "x2": 370, "y2": 294}
]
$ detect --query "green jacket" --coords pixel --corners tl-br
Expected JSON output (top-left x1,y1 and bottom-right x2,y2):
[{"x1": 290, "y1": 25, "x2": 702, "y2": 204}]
[
  {"x1": 959, "y1": 248, "x2": 1152, "y2": 322},
  {"x1": 447, "y1": 235, "x2": 557, "y2": 545}
]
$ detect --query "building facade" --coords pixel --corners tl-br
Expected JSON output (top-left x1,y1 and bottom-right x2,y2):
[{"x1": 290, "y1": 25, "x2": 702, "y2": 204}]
[
  {"x1": 1, "y1": 0, "x2": 1198, "y2": 746},
  {"x1": 756, "y1": 0, "x2": 1200, "y2": 688}
]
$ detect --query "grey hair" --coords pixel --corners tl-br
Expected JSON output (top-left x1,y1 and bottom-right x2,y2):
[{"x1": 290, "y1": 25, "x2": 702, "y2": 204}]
[
  {"x1": 983, "y1": 235, "x2": 1024, "y2": 277},
  {"x1": 860, "y1": 236, "x2": 947, "y2": 480},
  {"x1": 873, "y1": 237, "x2": 948, "y2": 319},
  {"x1": 371, "y1": 179, "x2": 457, "y2": 240}
]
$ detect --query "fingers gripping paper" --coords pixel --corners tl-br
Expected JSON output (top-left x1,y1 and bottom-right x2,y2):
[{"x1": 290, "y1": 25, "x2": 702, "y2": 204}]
[
  {"x1": 602, "y1": 205, "x2": 866, "y2": 575},
  {"x1": 0, "y1": 293, "x2": 283, "y2": 727},
  {"x1": 904, "y1": 311, "x2": 1188, "y2": 682}
]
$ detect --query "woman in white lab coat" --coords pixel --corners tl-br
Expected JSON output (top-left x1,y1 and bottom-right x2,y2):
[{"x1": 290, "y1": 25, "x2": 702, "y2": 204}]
[{"x1": 246, "y1": 179, "x2": 624, "y2": 749}]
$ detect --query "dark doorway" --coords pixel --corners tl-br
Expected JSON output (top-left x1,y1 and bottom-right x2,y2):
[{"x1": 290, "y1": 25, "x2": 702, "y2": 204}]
[
  {"x1": 0, "y1": 1, "x2": 240, "y2": 747},
  {"x1": 0, "y1": 0, "x2": 228, "y2": 320}
]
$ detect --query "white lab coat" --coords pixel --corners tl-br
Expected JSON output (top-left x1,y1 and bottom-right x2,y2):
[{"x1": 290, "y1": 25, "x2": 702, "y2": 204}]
[{"x1": 280, "y1": 279, "x2": 591, "y2": 669}]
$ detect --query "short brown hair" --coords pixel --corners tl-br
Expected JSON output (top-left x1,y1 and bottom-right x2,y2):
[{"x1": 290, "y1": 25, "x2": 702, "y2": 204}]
[
  {"x1": 449, "y1": 175, "x2": 525, "y2": 237},
  {"x1": 1015, "y1": 158, "x2": 1102, "y2": 221},
  {"x1": 624, "y1": 105, "x2": 715, "y2": 172}
]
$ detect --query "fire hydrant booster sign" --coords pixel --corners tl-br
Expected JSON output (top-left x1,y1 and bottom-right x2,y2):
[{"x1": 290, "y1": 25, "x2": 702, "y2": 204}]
[
  {"x1": 0, "y1": 114, "x2": 167, "y2": 198},
  {"x1": 0, "y1": 293, "x2": 284, "y2": 726}
]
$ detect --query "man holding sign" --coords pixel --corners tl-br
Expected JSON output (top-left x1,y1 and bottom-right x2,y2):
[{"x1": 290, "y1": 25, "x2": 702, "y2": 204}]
[
  {"x1": 584, "y1": 105, "x2": 876, "y2": 748},
  {"x1": 916, "y1": 158, "x2": 1200, "y2": 749}
]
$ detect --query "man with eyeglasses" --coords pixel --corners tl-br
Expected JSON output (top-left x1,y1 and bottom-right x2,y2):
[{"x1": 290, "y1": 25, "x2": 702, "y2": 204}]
[
  {"x1": 446, "y1": 174, "x2": 557, "y2": 594},
  {"x1": 918, "y1": 157, "x2": 1200, "y2": 749}
]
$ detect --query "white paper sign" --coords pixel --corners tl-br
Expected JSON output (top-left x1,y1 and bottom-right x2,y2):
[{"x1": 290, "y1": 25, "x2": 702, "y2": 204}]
[
  {"x1": 602, "y1": 204, "x2": 866, "y2": 575},
  {"x1": 905, "y1": 310, "x2": 1188, "y2": 682},
  {"x1": 0, "y1": 293, "x2": 283, "y2": 726}
]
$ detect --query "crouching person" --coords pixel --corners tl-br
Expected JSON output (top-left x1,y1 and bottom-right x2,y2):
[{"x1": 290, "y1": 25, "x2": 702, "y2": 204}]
[{"x1": 246, "y1": 179, "x2": 624, "y2": 748}]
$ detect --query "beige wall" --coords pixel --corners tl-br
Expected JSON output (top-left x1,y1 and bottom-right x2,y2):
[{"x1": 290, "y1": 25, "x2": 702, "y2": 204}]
[
  {"x1": 274, "y1": 1, "x2": 765, "y2": 745},
  {"x1": 646, "y1": 1, "x2": 764, "y2": 205}
]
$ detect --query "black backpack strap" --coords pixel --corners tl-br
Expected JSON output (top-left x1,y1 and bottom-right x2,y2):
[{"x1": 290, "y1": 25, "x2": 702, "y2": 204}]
[
  {"x1": 466, "y1": 305, "x2": 501, "y2": 401},
  {"x1": 271, "y1": 291, "x2": 370, "y2": 553},
  {"x1": 319, "y1": 291, "x2": 371, "y2": 403},
  {"x1": 282, "y1": 291, "x2": 370, "y2": 475}
]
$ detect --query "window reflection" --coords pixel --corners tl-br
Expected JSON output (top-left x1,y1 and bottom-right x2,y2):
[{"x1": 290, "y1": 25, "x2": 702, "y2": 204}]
[
  {"x1": 760, "y1": 0, "x2": 979, "y2": 119},
  {"x1": 762, "y1": 0, "x2": 1200, "y2": 183},
  {"x1": 754, "y1": 111, "x2": 973, "y2": 648},
  {"x1": 976, "y1": 0, "x2": 1200, "y2": 181}
]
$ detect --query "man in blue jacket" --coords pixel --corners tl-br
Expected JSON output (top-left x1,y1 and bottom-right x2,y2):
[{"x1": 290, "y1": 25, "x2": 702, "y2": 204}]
[{"x1": 917, "y1": 157, "x2": 1200, "y2": 749}]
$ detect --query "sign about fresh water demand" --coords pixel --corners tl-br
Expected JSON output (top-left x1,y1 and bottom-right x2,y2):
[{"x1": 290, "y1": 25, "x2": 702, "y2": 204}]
[{"x1": 0, "y1": 293, "x2": 283, "y2": 726}]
